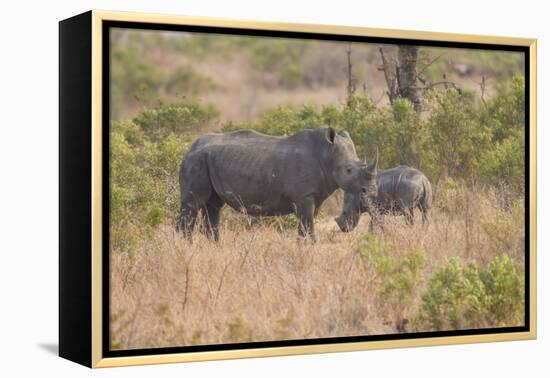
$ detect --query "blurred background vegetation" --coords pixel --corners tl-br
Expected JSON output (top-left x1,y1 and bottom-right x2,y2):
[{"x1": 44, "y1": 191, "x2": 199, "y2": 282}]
[{"x1": 110, "y1": 28, "x2": 525, "y2": 247}]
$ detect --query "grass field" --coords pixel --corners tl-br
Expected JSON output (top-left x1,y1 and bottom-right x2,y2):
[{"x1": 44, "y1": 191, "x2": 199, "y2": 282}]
[{"x1": 109, "y1": 185, "x2": 525, "y2": 350}]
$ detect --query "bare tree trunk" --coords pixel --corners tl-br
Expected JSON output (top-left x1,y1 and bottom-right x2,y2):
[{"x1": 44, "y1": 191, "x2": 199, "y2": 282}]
[
  {"x1": 379, "y1": 47, "x2": 398, "y2": 103},
  {"x1": 397, "y1": 45, "x2": 421, "y2": 111},
  {"x1": 378, "y1": 45, "x2": 421, "y2": 112},
  {"x1": 346, "y1": 43, "x2": 356, "y2": 99}
]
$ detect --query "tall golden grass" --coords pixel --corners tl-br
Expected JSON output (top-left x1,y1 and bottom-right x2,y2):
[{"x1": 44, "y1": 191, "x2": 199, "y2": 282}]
[{"x1": 110, "y1": 185, "x2": 524, "y2": 350}]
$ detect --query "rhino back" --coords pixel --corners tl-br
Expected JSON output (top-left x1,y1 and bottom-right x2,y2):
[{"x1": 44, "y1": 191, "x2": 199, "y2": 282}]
[{"x1": 376, "y1": 166, "x2": 427, "y2": 209}]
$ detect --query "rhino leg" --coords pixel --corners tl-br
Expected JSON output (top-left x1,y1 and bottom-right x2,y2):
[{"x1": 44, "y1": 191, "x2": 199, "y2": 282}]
[
  {"x1": 419, "y1": 176, "x2": 432, "y2": 227},
  {"x1": 295, "y1": 196, "x2": 316, "y2": 241},
  {"x1": 202, "y1": 202, "x2": 222, "y2": 241},
  {"x1": 179, "y1": 152, "x2": 214, "y2": 241},
  {"x1": 179, "y1": 190, "x2": 211, "y2": 242},
  {"x1": 179, "y1": 202, "x2": 198, "y2": 242},
  {"x1": 404, "y1": 208, "x2": 415, "y2": 226},
  {"x1": 419, "y1": 205, "x2": 430, "y2": 226}
]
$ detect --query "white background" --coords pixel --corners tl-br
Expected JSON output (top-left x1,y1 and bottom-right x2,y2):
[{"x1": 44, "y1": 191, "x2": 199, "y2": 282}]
[{"x1": 0, "y1": 0, "x2": 546, "y2": 376}]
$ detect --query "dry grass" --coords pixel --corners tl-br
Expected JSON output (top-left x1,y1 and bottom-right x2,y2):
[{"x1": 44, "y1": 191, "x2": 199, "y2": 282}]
[{"x1": 110, "y1": 186, "x2": 524, "y2": 350}]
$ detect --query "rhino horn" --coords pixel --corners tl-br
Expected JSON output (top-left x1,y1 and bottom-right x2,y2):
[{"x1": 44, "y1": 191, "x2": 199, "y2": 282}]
[{"x1": 370, "y1": 148, "x2": 379, "y2": 173}]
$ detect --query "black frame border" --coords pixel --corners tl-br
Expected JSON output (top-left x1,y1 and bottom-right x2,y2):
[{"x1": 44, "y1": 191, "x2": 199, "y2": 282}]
[
  {"x1": 59, "y1": 11, "x2": 94, "y2": 367},
  {"x1": 101, "y1": 20, "x2": 531, "y2": 359}
]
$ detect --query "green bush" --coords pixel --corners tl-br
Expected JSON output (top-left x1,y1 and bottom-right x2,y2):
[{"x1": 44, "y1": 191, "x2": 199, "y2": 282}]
[
  {"x1": 425, "y1": 90, "x2": 491, "y2": 180},
  {"x1": 481, "y1": 254, "x2": 525, "y2": 323},
  {"x1": 134, "y1": 101, "x2": 218, "y2": 141},
  {"x1": 356, "y1": 235, "x2": 426, "y2": 326},
  {"x1": 222, "y1": 105, "x2": 324, "y2": 136},
  {"x1": 478, "y1": 132, "x2": 525, "y2": 194},
  {"x1": 335, "y1": 96, "x2": 432, "y2": 171},
  {"x1": 110, "y1": 131, "x2": 190, "y2": 251},
  {"x1": 109, "y1": 100, "x2": 220, "y2": 251},
  {"x1": 482, "y1": 76, "x2": 525, "y2": 141},
  {"x1": 110, "y1": 107, "x2": 202, "y2": 251},
  {"x1": 481, "y1": 200, "x2": 525, "y2": 257},
  {"x1": 418, "y1": 254, "x2": 524, "y2": 331},
  {"x1": 333, "y1": 95, "x2": 387, "y2": 160},
  {"x1": 221, "y1": 76, "x2": 525, "y2": 198},
  {"x1": 477, "y1": 75, "x2": 525, "y2": 193},
  {"x1": 222, "y1": 95, "x2": 386, "y2": 161}
]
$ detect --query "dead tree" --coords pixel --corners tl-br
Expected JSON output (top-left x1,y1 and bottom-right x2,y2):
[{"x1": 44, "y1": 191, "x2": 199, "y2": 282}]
[
  {"x1": 378, "y1": 45, "x2": 420, "y2": 111},
  {"x1": 346, "y1": 43, "x2": 356, "y2": 99},
  {"x1": 378, "y1": 45, "x2": 461, "y2": 112},
  {"x1": 397, "y1": 45, "x2": 421, "y2": 111},
  {"x1": 379, "y1": 48, "x2": 399, "y2": 102}
]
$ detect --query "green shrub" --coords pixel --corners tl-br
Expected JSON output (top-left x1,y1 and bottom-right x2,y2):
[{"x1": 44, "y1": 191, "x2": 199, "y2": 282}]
[
  {"x1": 110, "y1": 115, "x2": 193, "y2": 251},
  {"x1": 481, "y1": 254, "x2": 525, "y2": 324},
  {"x1": 222, "y1": 105, "x2": 324, "y2": 136},
  {"x1": 418, "y1": 254, "x2": 524, "y2": 331},
  {"x1": 481, "y1": 200, "x2": 525, "y2": 258},
  {"x1": 426, "y1": 89, "x2": 491, "y2": 181},
  {"x1": 478, "y1": 132, "x2": 525, "y2": 194},
  {"x1": 222, "y1": 95, "x2": 387, "y2": 160},
  {"x1": 356, "y1": 235, "x2": 426, "y2": 326},
  {"x1": 134, "y1": 101, "x2": 218, "y2": 140},
  {"x1": 482, "y1": 75, "x2": 525, "y2": 142},
  {"x1": 477, "y1": 75, "x2": 525, "y2": 193},
  {"x1": 334, "y1": 95, "x2": 387, "y2": 160},
  {"x1": 220, "y1": 78, "x2": 525, "y2": 198}
]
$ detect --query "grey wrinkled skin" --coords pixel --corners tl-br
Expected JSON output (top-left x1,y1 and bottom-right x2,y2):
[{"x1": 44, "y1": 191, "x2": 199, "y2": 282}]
[
  {"x1": 178, "y1": 127, "x2": 378, "y2": 241},
  {"x1": 336, "y1": 165, "x2": 433, "y2": 232}
]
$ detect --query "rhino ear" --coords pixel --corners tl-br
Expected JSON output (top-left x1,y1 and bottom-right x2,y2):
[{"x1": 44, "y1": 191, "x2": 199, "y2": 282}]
[
  {"x1": 338, "y1": 130, "x2": 350, "y2": 138},
  {"x1": 324, "y1": 127, "x2": 336, "y2": 144}
]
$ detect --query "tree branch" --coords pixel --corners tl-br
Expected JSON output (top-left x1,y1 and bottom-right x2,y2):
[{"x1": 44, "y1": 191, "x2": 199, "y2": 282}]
[
  {"x1": 415, "y1": 54, "x2": 442, "y2": 81},
  {"x1": 378, "y1": 47, "x2": 398, "y2": 103},
  {"x1": 413, "y1": 80, "x2": 462, "y2": 94},
  {"x1": 346, "y1": 42, "x2": 355, "y2": 97}
]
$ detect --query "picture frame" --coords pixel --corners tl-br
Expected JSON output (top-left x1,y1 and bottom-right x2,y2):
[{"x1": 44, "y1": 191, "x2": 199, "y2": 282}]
[{"x1": 59, "y1": 10, "x2": 537, "y2": 368}]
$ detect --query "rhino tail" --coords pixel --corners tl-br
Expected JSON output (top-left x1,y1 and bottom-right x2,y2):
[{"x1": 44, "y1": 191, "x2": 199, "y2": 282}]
[{"x1": 420, "y1": 177, "x2": 433, "y2": 211}]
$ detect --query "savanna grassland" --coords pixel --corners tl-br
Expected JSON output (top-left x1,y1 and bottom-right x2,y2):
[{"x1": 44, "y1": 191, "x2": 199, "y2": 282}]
[
  {"x1": 110, "y1": 188, "x2": 524, "y2": 350},
  {"x1": 109, "y1": 29, "x2": 526, "y2": 350}
]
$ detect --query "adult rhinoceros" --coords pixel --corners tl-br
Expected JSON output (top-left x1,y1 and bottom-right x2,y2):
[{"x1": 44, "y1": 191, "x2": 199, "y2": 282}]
[
  {"x1": 178, "y1": 127, "x2": 379, "y2": 241},
  {"x1": 336, "y1": 165, "x2": 432, "y2": 232}
]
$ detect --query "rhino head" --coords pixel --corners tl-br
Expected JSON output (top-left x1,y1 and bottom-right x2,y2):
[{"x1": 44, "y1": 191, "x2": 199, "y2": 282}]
[
  {"x1": 327, "y1": 129, "x2": 378, "y2": 190},
  {"x1": 333, "y1": 148, "x2": 379, "y2": 232}
]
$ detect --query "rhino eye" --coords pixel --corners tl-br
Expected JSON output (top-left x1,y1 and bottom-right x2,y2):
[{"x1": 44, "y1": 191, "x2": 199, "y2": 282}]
[{"x1": 346, "y1": 167, "x2": 352, "y2": 174}]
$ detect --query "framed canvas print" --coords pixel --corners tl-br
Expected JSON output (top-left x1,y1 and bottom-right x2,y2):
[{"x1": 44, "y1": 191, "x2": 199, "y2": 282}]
[{"x1": 59, "y1": 10, "x2": 537, "y2": 368}]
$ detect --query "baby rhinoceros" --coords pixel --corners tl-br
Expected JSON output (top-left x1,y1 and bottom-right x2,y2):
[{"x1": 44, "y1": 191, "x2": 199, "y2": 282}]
[{"x1": 336, "y1": 166, "x2": 433, "y2": 232}]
